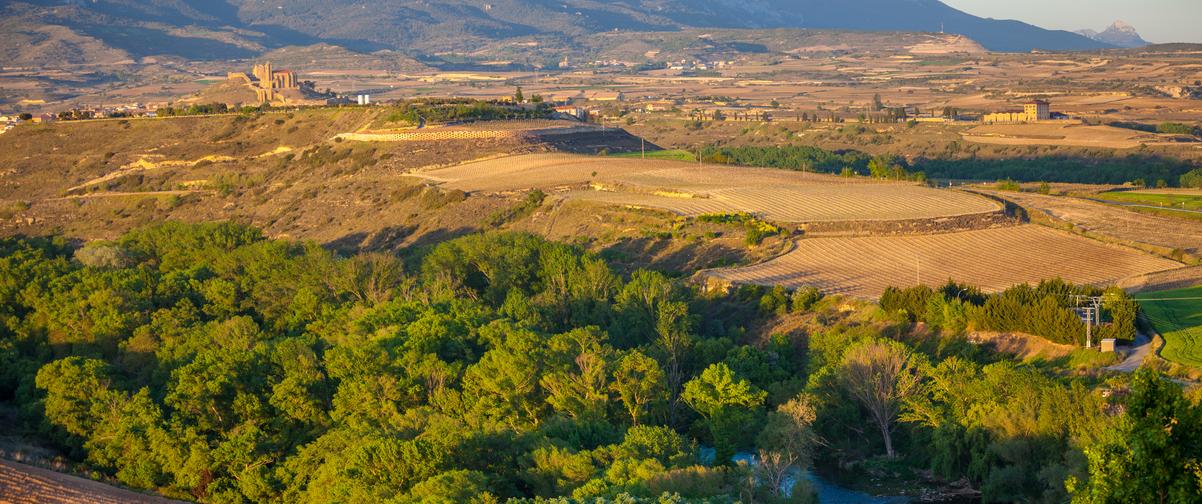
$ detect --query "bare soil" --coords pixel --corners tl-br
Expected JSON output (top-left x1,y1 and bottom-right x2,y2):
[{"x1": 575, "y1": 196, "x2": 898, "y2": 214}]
[
  {"x1": 708, "y1": 224, "x2": 1184, "y2": 298},
  {"x1": 0, "y1": 459, "x2": 184, "y2": 504}
]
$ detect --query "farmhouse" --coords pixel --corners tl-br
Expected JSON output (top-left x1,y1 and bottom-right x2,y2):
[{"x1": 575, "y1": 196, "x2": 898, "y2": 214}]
[{"x1": 982, "y1": 100, "x2": 1052, "y2": 124}]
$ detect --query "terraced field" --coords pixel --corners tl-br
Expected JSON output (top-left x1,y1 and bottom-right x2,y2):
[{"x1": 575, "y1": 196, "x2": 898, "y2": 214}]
[
  {"x1": 0, "y1": 459, "x2": 182, "y2": 503},
  {"x1": 414, "y1": 153, "x2": 1001, "y2": 223},
  {"x1": 709, "y1": 225, "x2": 1184, "y2": 298},
  {"x1": 1136, "y1": 286, "x2": 1202, "y2": 368}
]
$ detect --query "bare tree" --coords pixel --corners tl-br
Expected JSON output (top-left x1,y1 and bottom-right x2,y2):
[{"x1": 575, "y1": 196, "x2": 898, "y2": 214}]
[
  {"x1": 756, "y1": 393, "x2": 822, "y2": 496},
  {"x1": 838, "y1": 339, "x2": 925, "y2": 458}
]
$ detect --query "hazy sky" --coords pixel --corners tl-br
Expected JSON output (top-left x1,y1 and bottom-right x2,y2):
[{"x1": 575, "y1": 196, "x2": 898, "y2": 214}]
[{"x1": 942, "y1": 0, "x2": 1202, "y2": 43}]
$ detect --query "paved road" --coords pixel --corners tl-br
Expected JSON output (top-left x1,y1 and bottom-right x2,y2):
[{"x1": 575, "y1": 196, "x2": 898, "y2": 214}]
[{"x1": 1106, "y1": 334, "x2": 1152, "y2": 373}]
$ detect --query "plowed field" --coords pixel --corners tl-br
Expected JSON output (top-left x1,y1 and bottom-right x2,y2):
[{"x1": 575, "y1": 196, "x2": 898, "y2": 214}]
[
  {"x1": 984, "y1": 190, "x2": 1202, "y2": 255},
  {"x1": 413, "y1": 154, "x2": 1000, "y2": 223},
  {"x1": 0, "y1": 459, "x2": 182, "y2": 504},
  {"x1": 709, "y1": 225, "x2": 1183, "y2": 298}
]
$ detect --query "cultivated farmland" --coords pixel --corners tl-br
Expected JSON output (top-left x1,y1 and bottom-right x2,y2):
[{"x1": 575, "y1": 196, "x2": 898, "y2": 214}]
[
  {"x1": 708, "y1": 225, "x2": 1184, "y2": 298},
  {"x1": 960, "y1": 123, "x2": 1152, "y2": 149},
  {"x1": 413, "y1": 153, "x2": 1001, "y2": 223},
  {"x1": 0, "y1": 459, "x2": 183, "y2": 504},
  {"x1": 1137, "y1": 286, "x2": 1202, "y2": 368},
  {"x1": 982, "y1": 189, "x2": 1202, "y2": 255}
]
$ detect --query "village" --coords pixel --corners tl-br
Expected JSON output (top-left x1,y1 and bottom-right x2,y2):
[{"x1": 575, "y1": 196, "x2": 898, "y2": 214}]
[{"x1": 5, "y1": 60, "x2": 1077, "y2": 128}]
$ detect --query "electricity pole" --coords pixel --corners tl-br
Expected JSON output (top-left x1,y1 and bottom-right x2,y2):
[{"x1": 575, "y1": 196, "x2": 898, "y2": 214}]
[
  {"x1": 1083, "y1": 307, "x2": 1094, "y2": 349},
  {"x1": 1072, "y1": 294, "x2": 1104, "y2": 349}
]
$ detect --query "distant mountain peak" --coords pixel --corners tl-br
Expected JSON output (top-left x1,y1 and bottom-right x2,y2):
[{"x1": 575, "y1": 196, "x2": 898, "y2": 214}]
[
  {"x1": 1077, "y1": 20, "x2": 1148, "y2": 48},
  {"x1": 1109, "y1": 20, "x2": 1136, "y2": 32}
]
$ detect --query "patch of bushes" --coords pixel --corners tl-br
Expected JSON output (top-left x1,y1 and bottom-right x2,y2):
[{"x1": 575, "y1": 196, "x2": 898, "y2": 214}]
[
  {"x1": 1156, "y1": 122, "x2": 1200, "y2": 136},
  {"x1": 698, "y1": 213, "x2": 781, "y2": 246},
  {"x1": 418, "y1": 187, "x2": 468, "y2": 210},
  {"x1": 486, "y1": 189, "x2": 546, "y2": 227}
]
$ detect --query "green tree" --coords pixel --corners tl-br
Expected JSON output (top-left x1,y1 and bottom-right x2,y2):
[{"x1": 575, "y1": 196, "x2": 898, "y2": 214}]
[
  {"x1": 401, "y1": 470, "x2": 494, "y2": 503},
  {"x1": 682, "y1": 363, "x2": 766, "y2": 464},
  {"x1": 1068, "y1": 368, "x2": 1202, "y2": 503},
  {"x1": 541, "y1": 328, "x2": 611, "y2": 421},
  {"x1": 655, "y1": 301, "x2": 693, "y2": 424},
  {"x1": 611, "y1": 351, "x2": 667, "y2": 426},
  {"x1": 462, "y1": 333, "x2": 546, "y2": 429}
]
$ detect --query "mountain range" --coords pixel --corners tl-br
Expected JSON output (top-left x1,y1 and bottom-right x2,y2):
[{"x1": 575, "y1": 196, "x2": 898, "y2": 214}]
[
  {"x1": 1077, "y1": 21, "x2": 1149, "y2": 48},
  {"x1": 4, "y1": 0, "x2": 1111, "y2": 66}
]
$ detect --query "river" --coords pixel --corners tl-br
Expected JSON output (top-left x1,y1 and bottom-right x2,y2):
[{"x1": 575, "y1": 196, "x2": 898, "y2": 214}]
[{"x1": 700, "y1": 449, "x2": 912, "y2": 503}]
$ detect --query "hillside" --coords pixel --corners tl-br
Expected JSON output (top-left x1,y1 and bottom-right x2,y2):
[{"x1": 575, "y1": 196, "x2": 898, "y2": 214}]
[{"x1": 3, "y1": 0, "x2": 1107, "y2": 68}]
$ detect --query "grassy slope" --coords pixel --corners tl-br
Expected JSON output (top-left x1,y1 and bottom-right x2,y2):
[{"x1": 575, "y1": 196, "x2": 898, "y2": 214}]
[{"x1": 1137, "y1": 285, "x2": 1202, "y2": 367}]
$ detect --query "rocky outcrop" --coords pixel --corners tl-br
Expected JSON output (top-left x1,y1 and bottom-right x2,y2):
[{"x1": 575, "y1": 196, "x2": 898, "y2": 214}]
[{"x1": 1154, "y1": 85, "x2": 1202, "y2": 99}]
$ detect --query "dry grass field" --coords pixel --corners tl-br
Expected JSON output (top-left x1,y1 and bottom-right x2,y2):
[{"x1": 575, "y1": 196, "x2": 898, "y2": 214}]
[
  {"x1": 413, "y1": 153, "x2": 1001, "y2": 223},
  {"x1": 982, "y1": 189, "x2": 1202, "y2": 255},
  {"x1": 961, "y1": 124, "x2": 1151, "y2": 149},
  {"x1": 0, "y1": 459, "x2": 183, "y2": 504},
  {"x1": 708, "y1": 225, "x2": 1184, "y2": 298}
]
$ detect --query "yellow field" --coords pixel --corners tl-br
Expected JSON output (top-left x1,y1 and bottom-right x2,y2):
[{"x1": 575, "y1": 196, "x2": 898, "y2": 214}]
[
  {"x1": 708, "y1": 225, "x2": 1184, "y2": 298},
  {"x1": 413, "y1": 153, "x2": 1001, "y2": 223}
]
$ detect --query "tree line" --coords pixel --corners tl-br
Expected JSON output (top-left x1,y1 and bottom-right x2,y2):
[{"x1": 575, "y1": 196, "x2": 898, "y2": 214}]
[
  {"x1": 697, "y1": 146, "x2": 926, "y2": 182},
  {"x1": 383, "y1": 99, "x2": 553, "y2": 125},
  {"x1": 881, "y1": 280, "x2": 1139, "y2": 346},
  {"x1": 689, "y1": 145, "x2": 1200, "y2": 187}
]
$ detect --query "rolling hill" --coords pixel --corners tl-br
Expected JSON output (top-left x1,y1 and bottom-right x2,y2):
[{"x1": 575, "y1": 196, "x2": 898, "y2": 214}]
[{"x1": 3, "y1": 0, "x2": 1108, "y2": 67}]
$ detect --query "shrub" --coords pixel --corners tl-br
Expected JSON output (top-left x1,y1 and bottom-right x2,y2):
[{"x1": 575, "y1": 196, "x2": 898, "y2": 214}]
[
  {"x1": 790, "y1": 287, "x2": 823, "y2": 313},
  {"x1": 1156, "y1": 122, "x2": 1199, "y2": 135},
  {"x1": 485, "y1": 189, "x2": 546, "y2": 227}
]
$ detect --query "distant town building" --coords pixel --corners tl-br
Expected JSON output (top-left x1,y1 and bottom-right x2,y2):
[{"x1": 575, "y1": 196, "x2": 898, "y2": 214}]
[
  {"x1": 983, "y1": 100, "x2": 1053, "y2": 124},
  {"x1": 1026, "y1": 100, "x2": 1051, "y2": 121},
  {"x1": 584, "y1": 91, "x2": 625, "y2": 102},
  {"x1": 553, "y1": 106, "x2": 588, "y2": 121},
  {"x1": 228, "y1": 61, "x2": 301, "y2": 104},
  {"x1": 356, "y1": 95, "x2": 372, "y2": 105}
]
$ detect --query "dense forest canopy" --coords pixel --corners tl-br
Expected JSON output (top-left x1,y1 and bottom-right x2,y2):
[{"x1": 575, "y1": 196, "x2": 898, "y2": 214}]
[{"x1": 0, "y1": 223, "x2": 1199, "y2": 503}]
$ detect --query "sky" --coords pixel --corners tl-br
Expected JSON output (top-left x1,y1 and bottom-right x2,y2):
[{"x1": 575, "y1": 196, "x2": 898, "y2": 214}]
[{"x1": 942, "y1": 0, "x2": 1202, "y2": 43}]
